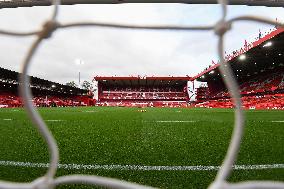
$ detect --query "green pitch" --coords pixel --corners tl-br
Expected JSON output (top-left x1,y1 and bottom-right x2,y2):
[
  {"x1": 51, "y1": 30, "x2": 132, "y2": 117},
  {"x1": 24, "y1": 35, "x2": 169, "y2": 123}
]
[{"x1": 0, "y1": 107, "x2": 283, "y2": 188}]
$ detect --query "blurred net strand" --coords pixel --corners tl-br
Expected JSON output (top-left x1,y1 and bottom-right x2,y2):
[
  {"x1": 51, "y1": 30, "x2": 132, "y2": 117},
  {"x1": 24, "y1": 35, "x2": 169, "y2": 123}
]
[
  {"x1": 0, "y1": 16, "x2": 281, "y2": 36},
  {"x1": 0, "y1": 0, "x2": 283, "y2": 189}
]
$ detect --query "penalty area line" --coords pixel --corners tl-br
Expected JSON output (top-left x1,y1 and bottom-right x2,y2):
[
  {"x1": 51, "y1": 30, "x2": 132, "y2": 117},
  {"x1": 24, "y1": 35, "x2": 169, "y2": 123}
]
[
  {"x1": 45, "y1": 120, "x2": 64, "y2": 122},
  {"x1": 155, "y1": 121, "x2": 196, "y2": 123},
  {"x1": 0, "y1": 161, "x2": 283, "y2": 171},
  {"x1": 3, "y1": 118, "x2": 13, "y2": 121}
]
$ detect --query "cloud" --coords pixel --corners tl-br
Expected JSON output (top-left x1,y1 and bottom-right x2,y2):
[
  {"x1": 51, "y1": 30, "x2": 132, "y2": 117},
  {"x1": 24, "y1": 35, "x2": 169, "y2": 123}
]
[{"x1": 0, "y1": 4, "x2": 283, "y2": 84}]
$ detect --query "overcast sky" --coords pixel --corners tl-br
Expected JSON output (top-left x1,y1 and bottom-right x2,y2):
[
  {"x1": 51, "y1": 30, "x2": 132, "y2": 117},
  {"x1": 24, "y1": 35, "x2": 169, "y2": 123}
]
[{"x1": 0, "y1": 4, "x2": 283, "y2": 85}]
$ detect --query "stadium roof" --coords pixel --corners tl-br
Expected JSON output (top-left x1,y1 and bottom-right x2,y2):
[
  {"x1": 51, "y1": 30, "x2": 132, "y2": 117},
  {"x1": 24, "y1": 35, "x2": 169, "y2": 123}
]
[
  {"x1": 94, "y1": 76, "x2": 191, "y2": 86},
  {"x1": 195, "y1": 27, "x2": 284, "y2": 83},
  {"x1": 0, "y1": 66, "x2": 87, "y2": 95}
]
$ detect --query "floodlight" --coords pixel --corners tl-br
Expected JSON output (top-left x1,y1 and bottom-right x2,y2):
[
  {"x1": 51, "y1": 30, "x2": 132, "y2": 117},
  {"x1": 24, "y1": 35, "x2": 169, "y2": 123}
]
[
  {"x1": 51, "y1": 84, "x2": 56, "y2": 88},
  {"x1": 239, "y1": 54, "x2": 246, "y2": 60},
  {"x1": 263, "y1": 41, "x2": 272, "y2": 47},
  {"x1": 75, "y1": 58, "x2": 84, "y2": 65}
]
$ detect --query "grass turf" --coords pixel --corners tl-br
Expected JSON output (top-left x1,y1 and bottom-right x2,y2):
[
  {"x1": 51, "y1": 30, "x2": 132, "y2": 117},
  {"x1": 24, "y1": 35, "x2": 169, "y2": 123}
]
[{"x1": 0, "y1": 107, "x2": 283, "y2": 188}]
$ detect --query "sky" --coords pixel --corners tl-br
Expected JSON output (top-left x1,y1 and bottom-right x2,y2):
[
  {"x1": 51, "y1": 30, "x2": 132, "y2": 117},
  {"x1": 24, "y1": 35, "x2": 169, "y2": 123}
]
[{"x1": 0, "y1": 3, "x2": 283, "y2": 85}]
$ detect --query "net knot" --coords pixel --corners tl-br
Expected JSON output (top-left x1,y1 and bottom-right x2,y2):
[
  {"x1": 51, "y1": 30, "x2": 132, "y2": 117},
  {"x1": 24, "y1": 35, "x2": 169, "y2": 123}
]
[
  {"x1": 214, "y1": 20, "x2": 231, "y2": 36},
  {"x1": 38, "y1": 21, "x2": 58, "y2": 39},
  {"x1": 31, "y1": 177, "x2": 55, "y2": 189}
]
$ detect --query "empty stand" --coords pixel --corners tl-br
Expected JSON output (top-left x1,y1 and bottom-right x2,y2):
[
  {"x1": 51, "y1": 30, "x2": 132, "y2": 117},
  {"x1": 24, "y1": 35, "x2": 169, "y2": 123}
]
[
  {"x1": 195, "y1": 71, "x2": 284, "y2": 110},
  {"x1": 0, "y1": 93, "x2": 94, "y2": 108},
  {"x1": 94, "y1": 77, "x2": 190, "y2": 107}
]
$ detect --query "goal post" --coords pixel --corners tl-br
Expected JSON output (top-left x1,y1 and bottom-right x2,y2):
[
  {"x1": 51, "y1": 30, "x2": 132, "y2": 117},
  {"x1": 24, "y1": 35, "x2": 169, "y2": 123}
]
[{"x1": 1, "y1": 0, "x2": 284, "y2": 8}]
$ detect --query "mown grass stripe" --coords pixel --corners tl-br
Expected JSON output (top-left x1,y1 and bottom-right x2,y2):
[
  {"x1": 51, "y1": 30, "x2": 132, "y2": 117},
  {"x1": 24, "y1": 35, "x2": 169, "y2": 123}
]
[{"x1": 0, "y1": 161, "x2": 283, "y2": 171}]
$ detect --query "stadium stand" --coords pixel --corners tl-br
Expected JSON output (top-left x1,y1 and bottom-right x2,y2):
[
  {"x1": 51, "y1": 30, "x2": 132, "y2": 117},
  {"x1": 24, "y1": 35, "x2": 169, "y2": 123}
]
[
  {"x1": 1, "y1": 27, "x2": 283, "y2": 109},
  {"x1": 0, "y1": 66, "x2": 93, "y2": 108},
  {"x1": 194, "y1": 28, "x2": 284, "y2": 110},
  {"x1": 94, "y1": 76, "x2": 191, "y2": 107},
  {"x1": 195, "y1": 95, "x2": 284, "y2": 109}
]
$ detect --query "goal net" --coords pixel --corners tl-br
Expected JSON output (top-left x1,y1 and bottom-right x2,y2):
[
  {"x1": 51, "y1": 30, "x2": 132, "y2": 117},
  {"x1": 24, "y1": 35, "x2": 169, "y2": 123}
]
[{"x1": 0, "y1": 0, "x2": 283, "y2": 188}]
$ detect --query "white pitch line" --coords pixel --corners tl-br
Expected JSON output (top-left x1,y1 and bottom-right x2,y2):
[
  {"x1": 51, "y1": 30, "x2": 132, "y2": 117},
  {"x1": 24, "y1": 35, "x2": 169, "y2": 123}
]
[
  {"x1": 45, "y1": 120, "x2": 64, "y2": 122},
  {"x1": 156, "y1": 121, "x2": 196, "y2": 123},
  {"x1": 3, "y1": 118, "x2": 12, "y2": 121},
  {"x1": 271, "y1": 121, "x2": 284, "y2": 123},
  {"x1": 0, "y1": 161, "x2": 283, "y2": 171}
]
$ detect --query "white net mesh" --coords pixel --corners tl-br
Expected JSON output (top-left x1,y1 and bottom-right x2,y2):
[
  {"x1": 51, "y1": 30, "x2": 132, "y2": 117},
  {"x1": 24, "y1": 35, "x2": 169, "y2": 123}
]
[{"x1": 0, "y1": 0, "x2": 283, "y2": 188}]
